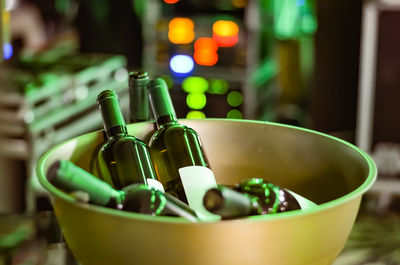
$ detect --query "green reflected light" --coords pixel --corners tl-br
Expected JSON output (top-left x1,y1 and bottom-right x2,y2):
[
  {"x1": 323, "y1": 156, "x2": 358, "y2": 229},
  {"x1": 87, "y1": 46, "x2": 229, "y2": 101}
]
[
  {"x1": 274, "y1": 0, "x2": 317, "y2": 39},
  {"x1": 182, "y1": 77, "x2": 208, "y2": 93},
  {"x1": 208, "y1": 79, "x2": 229, "y2": 95},
  {"x1": 227, "y1": 91, "x2": 243, "y2": 107},
  {"x1": 186, "y1": 93, "x2": 206, "y2": 110},
  {"x1": 226, "y1": 109, "x2": 243, "y2": 119},
  {"x1": 186, "y1": 110, "x2": 206, "y2": 119}
]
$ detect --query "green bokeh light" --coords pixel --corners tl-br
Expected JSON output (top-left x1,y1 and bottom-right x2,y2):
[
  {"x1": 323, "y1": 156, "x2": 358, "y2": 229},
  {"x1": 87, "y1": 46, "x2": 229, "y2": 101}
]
[
  {"x1": 186, "y1": 93, "x2": 207, "y2": 110},
  {"x1": 208, "y1": 79, "x2": 229, "y2": 95},
  {"x1": 226, "y1": 109, "x2": 243, "y2": 119},
  {"x1": 227, "y1": 91, "x2": 243, "y2": 107},
  {"x1": 55, "y1": 0, "x2": 70, "y2": 12},
  {"x1": 182, "y1": 77, "x2": 208, "y2": 93},
  {"x1": 186, "y1": 110, "x2": 206, "y2": 119},
  {"x1": 274, "y1": 0, "x2": 317, "y2": 39},
  {"x1": 160, "y1": 74, "x2": 174, "y2": 90}
]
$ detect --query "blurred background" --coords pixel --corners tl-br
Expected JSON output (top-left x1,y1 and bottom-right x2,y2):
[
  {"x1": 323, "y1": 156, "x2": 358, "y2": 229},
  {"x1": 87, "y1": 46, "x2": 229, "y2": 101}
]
[{"x1": 0, "y1": 0, "x2": 400, "y2": 264}]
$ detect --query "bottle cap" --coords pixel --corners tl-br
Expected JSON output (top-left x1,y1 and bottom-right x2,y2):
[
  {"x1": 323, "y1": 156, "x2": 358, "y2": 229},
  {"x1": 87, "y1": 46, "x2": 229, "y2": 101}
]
[
  {"x1": 97, "y1": 90, "x2": 126, "y2": 133},
  {"x1": 129, "y1": 72, "x2": 149, "y2": 87},
  {"x1": 129, "y1": 72, "x2": 150, "y2": 122}
]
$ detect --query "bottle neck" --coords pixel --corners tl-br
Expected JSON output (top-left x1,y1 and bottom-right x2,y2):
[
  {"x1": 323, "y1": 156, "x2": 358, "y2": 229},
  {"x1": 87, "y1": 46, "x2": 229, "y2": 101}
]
[
  {"x1": 156, "y1": 114, "x2": 178, "y2": 128},
  {"x1": 106, "y1": 125, "x2": 128, "y2": 138},
  {"x1": 203, "y1": 186, "x2": 262, "y2": 219},
  {"x1": 47, "y1": 160, "x2": 125, "y2": 208},
  {"x1": 121, "y1": 184, "x2": 198, "y2": 222},
  {"x1": 97, "y1": 90, "x2": 127, "y2": 139},
  {"x1": 121, "y1": 184, "x2": 164, "y2": 214},
  {"x1": 148, "y1": 78, "x2": 177, "y2": 127},
  {"x1": 129, "y1": 71, "x2": 150, "y2": 123}
]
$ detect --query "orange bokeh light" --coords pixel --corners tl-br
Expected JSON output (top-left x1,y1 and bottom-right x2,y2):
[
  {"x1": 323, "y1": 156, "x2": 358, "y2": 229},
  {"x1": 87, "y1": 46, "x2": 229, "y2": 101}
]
[
  {"x1": 168, "y1": 18, "x2": 195, "y2": 44},
  {"x1": 194, "y1": 38, "x2": 218, "y2": 66},
  {"x1": 194, "y1": 51, "x2": 218, "y2": 66},
  {"x1": 194, "y1": 37, "x2": 218, "y2": 52},
  {"x1": 212, "y1": 20, "x2": 239, "y2": 47},
  {"x1": 164, "y1": 0, "x2": 180, "y2": 4},
  {"x1": 212, "y1": 20, "x2": 239, "y2": 37},
  {"x1": 212, "y1": 33, "x2": 238, "y2": 47}
]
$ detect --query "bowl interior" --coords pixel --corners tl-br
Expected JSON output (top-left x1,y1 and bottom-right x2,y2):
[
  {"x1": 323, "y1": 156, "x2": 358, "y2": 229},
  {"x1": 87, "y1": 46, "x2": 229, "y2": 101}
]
[{"x1": 37, "y1": 119, "x2": 376, "y2": 218}]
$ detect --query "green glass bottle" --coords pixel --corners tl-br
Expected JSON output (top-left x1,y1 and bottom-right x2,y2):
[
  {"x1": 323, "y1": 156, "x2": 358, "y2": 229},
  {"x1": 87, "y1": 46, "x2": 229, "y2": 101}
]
[
  {"x1": 203, "y1": 185, "x2": 262, "y2": 219},
  {"x1": 122, "y1": 183, "x2": 198, "y2": 222},
  {"x1": 129, "y1": 71, "x2": 150, "y2": 123},
  {"x1": 203, "y1": 178, "x2": 316, "y2": 219},
  {"x1": 47, "y1": 160, "x2": 198, "y2": 222},
  {"x1": 147, "y1": 78, "x2": 219, "y2": 221},
  {"x1": 235, "y1": 178, "x2": 307, "y2": 214},
  {"x1": 96, "y1": 90, "x2": 162, "y2": 190},
  {"x1": 48, "y1": 160, "x2": 124, "y2": 208}
]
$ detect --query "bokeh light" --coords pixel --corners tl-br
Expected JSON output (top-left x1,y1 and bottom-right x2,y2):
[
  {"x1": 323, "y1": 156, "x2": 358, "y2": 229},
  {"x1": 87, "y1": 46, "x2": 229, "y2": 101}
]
[
  {"x1": 170, "y1": 55, "x2": 194, "y2": 75},
  {"x1": 164, "y1": 0, "x2": 180, "y2": 4},
  {"x1": 232, "y1": 0, "x2": 248, "y2": 8},
  {"x1": 186, "y1": 93, "x2": 207, "y2": 110},
  {"x1": 213, "y1": 20, "x2": 239, "y2": 36},
  {"x1": 212, "y1": 20, "x2": 239, "y2": 47},
  {"x1": 182, "y1": 77, "x2": 209, "y2": 93},
  {"x1": 194, "y1": 37, "x2": 218, "y2": 51},
  {"x1": 227, "y1": 91, "x2": 243, "y2": 107},
  {"x1": 194, "y1": 38, "x2": 219, "y2": 66},
  {"x1": 3, "y1": 43, "x2": 13, "y2": 60},
  {"x1": 168, "y1": 18, "x2": 195, "y2": 44},
  {"x1": 208, "y1": 79, "x2": 229, "y2": 95},
  {"x1": 186, "y1": 110, "x2": 206, "y2": 119},
  {"x1": 160, "y1": 74, "x2": 174, "y2": 89},
  {"x1": 194, "y1": 51, "x2": 218, "y2": 66},
  {"x1": 227, "y1": 109, "x2": 243, "y2": 119}
]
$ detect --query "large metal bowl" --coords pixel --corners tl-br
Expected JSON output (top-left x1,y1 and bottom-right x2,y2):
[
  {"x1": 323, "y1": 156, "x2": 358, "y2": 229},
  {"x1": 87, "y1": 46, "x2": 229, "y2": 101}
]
[{"x1": 36, "y1": 119, "x2": 376, "y2": 265}]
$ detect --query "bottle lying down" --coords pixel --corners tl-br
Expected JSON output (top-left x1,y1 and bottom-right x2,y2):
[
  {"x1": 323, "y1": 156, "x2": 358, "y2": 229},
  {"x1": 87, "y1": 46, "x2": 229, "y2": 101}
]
[
  {"x1": 47, "y1": 160, "x2": 198, "y2": 222},
  {"x1": 203, "y1": 178, "x2": 317, "y2": 220},
  {"x1": 46, "y1": 160, "x2": 316, "y2": 222}
]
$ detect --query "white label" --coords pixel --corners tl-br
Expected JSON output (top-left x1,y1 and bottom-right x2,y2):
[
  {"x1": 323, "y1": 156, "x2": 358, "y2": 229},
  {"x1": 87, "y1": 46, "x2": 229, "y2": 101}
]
[
  {"x1": 147, "y1": 178, "x2": 165, "y2": 192},
  {"x1": 179, "y1": 166, "x2": 221, "y2": 222},
  {"x1": 287, "y1": 190, "x2": 317, "y2": 210}
]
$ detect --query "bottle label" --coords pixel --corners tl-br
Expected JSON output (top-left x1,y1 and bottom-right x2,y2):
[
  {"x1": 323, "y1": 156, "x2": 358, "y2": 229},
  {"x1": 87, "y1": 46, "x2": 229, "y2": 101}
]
[
  {"x1": 178, "y1": 166, "x2": 221, "y2": 222},
  {"x1": 147, "y1": 178, "x2": 165, "y2": 192},
  {"x1": 286, "y1": 190, "x2": 317, "y2": 210}
]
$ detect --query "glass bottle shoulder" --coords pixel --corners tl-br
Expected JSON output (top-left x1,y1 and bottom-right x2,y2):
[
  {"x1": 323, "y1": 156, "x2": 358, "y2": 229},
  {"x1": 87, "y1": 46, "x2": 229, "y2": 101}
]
[
  {"x1": 150, "y1": 123, "x2": 198, "y2": 142},
  {"x1": 101, "y1": 134, "x2": 147, "y2": 151}
]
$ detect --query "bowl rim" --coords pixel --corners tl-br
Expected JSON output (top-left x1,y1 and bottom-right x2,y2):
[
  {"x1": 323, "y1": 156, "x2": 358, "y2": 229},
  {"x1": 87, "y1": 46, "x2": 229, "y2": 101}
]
[{"x1": 36, "y1": 118, "x2": 377, "y2": 225}]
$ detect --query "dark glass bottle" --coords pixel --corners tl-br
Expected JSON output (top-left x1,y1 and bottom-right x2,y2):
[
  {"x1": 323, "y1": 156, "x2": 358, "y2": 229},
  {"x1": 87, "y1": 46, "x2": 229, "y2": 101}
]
[
  {"x1": 235, "y1": 178, "x2": 303, "y2": 214},
  {"x1": 96, "y1": 89, "x2": 161, "y2": 190},
  {"x1": 47, "y1": 160, "x2": 198, "y2": 222},
  {"x1": 122, "y1": 183, "x2": 198, "y2": 222},
  {"x1": 203, "y1": 185, "x2": 262, "y2": 219},
  {"x1": 147, "y1": 78, "x2": 219, "y2": 221},
  {"x1": 128, "y1": 71, "x2": 150, "y2": 123},
  {"x1": 203, "y1": 179, "x2": 316, "y2": 219}
]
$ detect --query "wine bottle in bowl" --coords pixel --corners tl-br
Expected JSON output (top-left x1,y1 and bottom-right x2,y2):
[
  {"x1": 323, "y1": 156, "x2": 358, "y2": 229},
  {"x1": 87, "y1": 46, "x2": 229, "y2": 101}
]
[
  {"x1": 203, "y1": 178, "x2": 317, "y2": 219},
  {"x1": 147, "y1": 78, "x2": 219, "y2": 221},
  {"x1": 128, "y1": 71, "x2": 150, "y2": 123},
  {"x1": 96, "y1": 89, "x2": 162, "y2": 190},
  {"x1": 47, "y1": 160, "x2": 197, "y2": 222}
]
